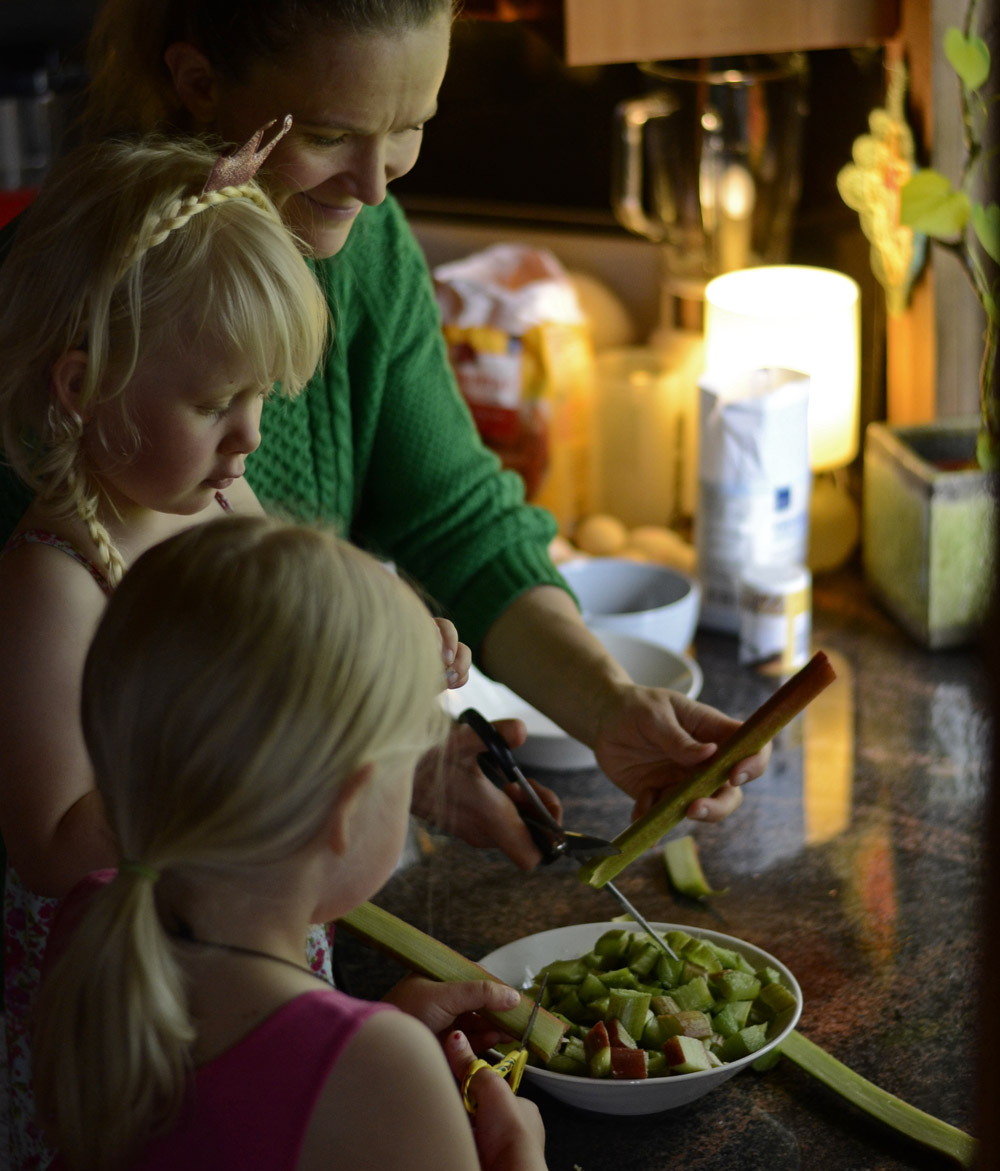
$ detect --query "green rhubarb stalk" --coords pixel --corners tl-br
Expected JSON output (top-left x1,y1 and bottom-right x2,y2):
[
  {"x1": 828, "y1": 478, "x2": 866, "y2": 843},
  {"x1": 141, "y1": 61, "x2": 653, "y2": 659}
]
[
  {"x1": 663, "y1": 834, "x2": 728, "y2": 899},
  {"x1": 778, "y1": 1029, "x2": 977, "y2": 1168},
  {"x1": 579, "y1": 651, "x2": 837, "y2": 889},
  {"x1": 337, "y1": 902, "x2": 567, "y2": 1060}
]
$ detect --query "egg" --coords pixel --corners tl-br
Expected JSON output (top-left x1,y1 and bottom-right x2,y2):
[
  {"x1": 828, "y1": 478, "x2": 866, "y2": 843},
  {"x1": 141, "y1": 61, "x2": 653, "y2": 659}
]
[
  {"x1": 574, "y1": 514, "x2": 629, "y2": 556},
  {"x1": 627, "y1": 525, "x2": 697, "y2": 574},
  {"x1": 616, "y1": 546, "x2": 651, "y2": 562}
]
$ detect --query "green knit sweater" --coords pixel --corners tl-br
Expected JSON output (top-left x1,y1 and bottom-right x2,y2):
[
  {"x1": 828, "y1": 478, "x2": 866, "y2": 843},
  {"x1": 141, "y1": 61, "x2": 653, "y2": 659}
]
[{"x1": 0, "y1": 196, "x2": 566, "y2": 655}]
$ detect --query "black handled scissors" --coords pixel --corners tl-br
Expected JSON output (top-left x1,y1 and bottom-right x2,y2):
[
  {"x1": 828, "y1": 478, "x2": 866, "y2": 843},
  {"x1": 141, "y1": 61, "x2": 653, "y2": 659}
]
[
  {"x1": 459, "y1": 708, "x2": 680, "y2": 961},
  {"x1": 458, "y1": 707, "x2": 620, "y2": 863}
]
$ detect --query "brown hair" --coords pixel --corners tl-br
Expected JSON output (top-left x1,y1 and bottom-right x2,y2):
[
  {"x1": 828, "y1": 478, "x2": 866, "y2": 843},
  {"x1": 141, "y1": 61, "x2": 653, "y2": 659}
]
[{"x1": 84, "y1": 0, "x2": 459, "y2": 140}]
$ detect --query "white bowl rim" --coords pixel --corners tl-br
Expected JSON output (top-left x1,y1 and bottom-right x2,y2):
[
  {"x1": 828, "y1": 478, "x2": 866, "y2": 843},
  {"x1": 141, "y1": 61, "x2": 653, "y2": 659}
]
[
  {"x1": 478, "y1": 920, "x2": 803, "y2": 1090},
  {"x1": 559, "y1": 557, "x2": 699, "y2": 616}
]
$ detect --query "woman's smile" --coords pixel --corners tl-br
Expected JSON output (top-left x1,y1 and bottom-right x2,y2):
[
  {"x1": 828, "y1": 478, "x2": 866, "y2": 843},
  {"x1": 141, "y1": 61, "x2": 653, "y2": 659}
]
[{"x1": 202, "y1": 16, "x2": 451, "y2": 258}]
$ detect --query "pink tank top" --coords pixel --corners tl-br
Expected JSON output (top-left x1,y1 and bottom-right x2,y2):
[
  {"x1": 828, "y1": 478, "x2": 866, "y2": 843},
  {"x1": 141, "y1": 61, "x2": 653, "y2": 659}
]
[{"x1": 49, "y1": 989, "x2": 391, "y2": 1171}]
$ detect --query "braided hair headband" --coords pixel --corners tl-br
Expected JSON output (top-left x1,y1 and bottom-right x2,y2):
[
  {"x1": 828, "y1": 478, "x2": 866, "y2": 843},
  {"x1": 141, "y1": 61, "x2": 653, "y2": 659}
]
[{"x1": 116, "y1": 115, "x2": 293, "y2": 279}]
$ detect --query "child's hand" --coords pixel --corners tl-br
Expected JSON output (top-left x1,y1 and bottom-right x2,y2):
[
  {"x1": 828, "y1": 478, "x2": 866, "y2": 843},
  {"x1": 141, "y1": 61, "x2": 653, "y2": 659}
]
[
  {"x1": 383, "y1": 975, "x2": 521, "y2": 1053},
  {"x1": 435, "y1": 617, "x2": 471, "y2": 689},
  {"x1": 444, "y1": 1030, "x2": 548, "y2": 1171}
]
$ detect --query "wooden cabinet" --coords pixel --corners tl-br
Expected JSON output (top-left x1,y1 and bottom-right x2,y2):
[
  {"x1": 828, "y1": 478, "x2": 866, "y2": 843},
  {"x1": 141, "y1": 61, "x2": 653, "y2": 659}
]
[{"x1": 563, "y1": 0, "x2": 900, "y2": 65}]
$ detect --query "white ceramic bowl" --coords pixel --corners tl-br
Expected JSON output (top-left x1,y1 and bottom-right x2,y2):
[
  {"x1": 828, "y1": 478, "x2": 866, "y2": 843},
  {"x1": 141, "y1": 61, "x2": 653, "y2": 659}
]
[
  {"x1": 478, "y1": 921, "x2": 802, "y2": 1116},
  {"x1": 559, "y1": 558, "x2": 701, "y2": 653},
  {"x1": 444, "y1": 629, "x2": 703, "y2": 770}
]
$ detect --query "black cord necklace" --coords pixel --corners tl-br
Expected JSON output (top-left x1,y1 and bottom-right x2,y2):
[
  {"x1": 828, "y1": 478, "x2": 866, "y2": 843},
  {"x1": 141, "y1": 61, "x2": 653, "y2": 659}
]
[{"x1": 171, "y1": 925, "x2": 334, "y2": 988}]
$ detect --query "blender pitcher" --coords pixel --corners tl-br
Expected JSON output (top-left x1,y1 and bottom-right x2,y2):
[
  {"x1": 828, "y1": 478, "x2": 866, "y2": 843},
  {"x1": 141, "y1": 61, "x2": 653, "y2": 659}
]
[{"x1": 613, "y1": 54, "x2": 809, "y2": 302}]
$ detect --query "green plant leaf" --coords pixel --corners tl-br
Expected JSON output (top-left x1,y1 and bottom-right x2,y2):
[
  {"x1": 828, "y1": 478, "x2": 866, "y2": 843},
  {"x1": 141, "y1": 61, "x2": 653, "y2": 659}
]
[
  {"x1": 899, "y1": 170, "x2": 971, "y2": 238},
  {"x1": 944, "y1": 27, "x2": 991, "y2": 91},
  {"x1": 971, "y1": 202, "x2": 1000, "y2": 264}
]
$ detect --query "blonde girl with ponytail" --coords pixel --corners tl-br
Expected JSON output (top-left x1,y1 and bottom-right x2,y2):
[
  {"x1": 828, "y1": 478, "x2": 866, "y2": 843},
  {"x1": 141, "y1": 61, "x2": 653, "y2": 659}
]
[
  {"x1": 0, "y1": 127, "x2": 329, "y2": 1169},
  {"x1": 33, "y1": 515, "x2": 547, "y2": 1171}
]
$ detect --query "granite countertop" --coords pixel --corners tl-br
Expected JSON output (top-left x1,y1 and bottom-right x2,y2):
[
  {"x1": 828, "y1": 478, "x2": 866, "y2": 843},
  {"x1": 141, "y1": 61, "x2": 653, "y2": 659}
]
[{"x1": 334, "y1": 565, "x2": 988, "y2": 1171}]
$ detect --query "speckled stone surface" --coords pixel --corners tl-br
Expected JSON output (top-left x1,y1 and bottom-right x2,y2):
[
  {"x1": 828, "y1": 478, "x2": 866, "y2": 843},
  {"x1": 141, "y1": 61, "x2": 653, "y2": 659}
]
[{"x1": 334, "y1": 566, "x2": 988, "y2": 1171}]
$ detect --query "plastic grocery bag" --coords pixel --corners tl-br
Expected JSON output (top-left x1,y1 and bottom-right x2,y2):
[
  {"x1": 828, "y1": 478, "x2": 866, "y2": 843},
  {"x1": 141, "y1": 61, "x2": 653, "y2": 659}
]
[{"x1": 433, "y1": 244, "x2": 594, "y2": 532}]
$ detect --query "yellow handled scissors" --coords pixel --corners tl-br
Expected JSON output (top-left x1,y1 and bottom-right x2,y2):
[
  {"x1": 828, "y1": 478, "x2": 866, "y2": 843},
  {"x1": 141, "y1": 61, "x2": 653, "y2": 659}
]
[{"x1": 462, "y1": 974, "x2": 549, "y2": 1114}]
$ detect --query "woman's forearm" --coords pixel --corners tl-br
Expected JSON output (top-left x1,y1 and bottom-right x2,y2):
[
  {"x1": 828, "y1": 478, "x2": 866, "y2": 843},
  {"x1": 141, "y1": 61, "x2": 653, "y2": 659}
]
[{"x1": 479, "y1": 585, "x2": 631, "y2": 747}]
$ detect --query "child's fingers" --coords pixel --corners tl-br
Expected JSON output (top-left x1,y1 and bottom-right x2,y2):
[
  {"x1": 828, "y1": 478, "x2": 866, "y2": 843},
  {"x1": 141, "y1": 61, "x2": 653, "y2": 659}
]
[
  {"x1": 445, "y1": 1032, "x2": 508, "y2": 1115},
  {"x1": 384, "y1": 975, "x2": 519, "y2": 1037},
  {"x1": 435, "y1": 617, "x2": 471, "y2": 688},
  {"x1": 444, "y1": 1032, "x2": 547, "y2": 1163},
  {"x1": 446, "y1": 640, "x2": 472, "y2": 688},
  {"x1": 443, "y1": 1029, "x2": 481, "y2": 1081},
  {"x1": 435, "y1": 617, "x2": 458, "y2": 665}
]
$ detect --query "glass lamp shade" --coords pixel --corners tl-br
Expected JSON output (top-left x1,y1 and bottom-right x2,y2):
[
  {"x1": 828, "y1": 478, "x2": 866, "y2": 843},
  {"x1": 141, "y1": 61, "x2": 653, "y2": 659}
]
[{"x1": 703, "y1": 266, "x2": 861, "y2": 471}]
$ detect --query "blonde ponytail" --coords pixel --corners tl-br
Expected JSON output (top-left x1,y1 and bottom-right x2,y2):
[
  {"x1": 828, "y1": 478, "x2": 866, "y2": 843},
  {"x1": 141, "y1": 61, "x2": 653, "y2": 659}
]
[
  {"x1": 34, "y1": 871, "x2": 193, "y2": 1171},
  {"x1": 32, "y1": 516, "x2": 450, "y2": 1167}
]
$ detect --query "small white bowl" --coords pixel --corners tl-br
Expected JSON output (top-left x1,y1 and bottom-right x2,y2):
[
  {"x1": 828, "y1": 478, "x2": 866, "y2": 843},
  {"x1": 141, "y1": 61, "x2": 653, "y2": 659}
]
[
  {"x1": 444, "y1": 629, "x2": 702, "y2": 770},
  {"x1": 559, "y1": 558, "x2": 701, "y2": 653},
  {"x1": 478, "y1": 921, "x2": 802, "y2": 1116}
]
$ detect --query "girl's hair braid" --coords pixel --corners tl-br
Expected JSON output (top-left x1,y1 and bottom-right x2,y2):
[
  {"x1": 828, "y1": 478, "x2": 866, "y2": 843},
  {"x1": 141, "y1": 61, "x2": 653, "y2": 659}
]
[
  {"x1": 0, "y1": 135, "x2": 329, "y2": 573},
  {"x1": 120, "y1": 184, "x2": 274, "y2": 277},
  {"x1": 38, "y1": 403, "x2": 127, "y2": 587}
]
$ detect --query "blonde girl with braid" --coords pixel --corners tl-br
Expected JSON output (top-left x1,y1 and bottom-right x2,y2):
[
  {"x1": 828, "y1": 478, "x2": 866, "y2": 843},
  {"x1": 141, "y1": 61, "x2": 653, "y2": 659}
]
[
  {"x1": 0, "y1": 128, "x2": 330, "y2": 1170},
  {"x1": 31, "y1": 515, "x2": 545, "y2": 1171}
]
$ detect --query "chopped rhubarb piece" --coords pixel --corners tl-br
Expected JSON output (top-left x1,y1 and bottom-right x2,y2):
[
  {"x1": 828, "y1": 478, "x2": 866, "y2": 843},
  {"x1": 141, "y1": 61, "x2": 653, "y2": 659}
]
[
  {"x1": 583, "y1": 1020, "x2": 612, "y2": 1078},
  {"x1": 672, "y1": 1010, "x2": 714, "y2": 1039},
  {"x1": 611, "y1": 1047, "x2": 648, "y2": 1079},
  {"x1": 607, "y1": 1019, "x2": 638, "y2": 1049},
  {"x1": 710, "y1": 969, "x2": 762, "y2": 1002},
  {"x1": 607, "y1": 988, "x2": 651, "y2": 1036},
  {"x1": 662, "y1": 1033, "x2": 713, "y2": 1074}
]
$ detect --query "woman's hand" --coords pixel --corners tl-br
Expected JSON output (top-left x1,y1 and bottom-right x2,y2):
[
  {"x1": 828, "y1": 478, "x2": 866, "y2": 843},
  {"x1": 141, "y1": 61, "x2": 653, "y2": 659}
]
[
  {"x1": 410, "y1": 718, "x2": 562, "y2": 871},
  {"x1": 591, "y1": 685, "x2": 769, "y2": 822},
  {"x1": 435, "y1": 617, "x2": 471, "y2": 690},
  {"x1": 443, "y1": 1030, "x2": 548, "y2": 1171},
  {"x1": 383, "y1": 975, "x2": 522, "y2": 1054},
  {"x1": 480, "y1": 585, "x2": 770, "y2": 827}
]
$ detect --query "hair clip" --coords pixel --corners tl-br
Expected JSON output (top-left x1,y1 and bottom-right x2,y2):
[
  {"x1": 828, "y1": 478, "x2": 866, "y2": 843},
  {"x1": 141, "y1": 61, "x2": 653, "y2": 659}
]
[{"x1": 202, "y1": 114, "x2": 293, "y2": 195}]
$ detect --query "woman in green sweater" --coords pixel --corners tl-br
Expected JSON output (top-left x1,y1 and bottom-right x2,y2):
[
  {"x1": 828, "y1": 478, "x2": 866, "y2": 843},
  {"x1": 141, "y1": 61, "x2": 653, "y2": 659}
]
[{"x1": 2, "y1": 0, "x2": 768, "y2": 867}]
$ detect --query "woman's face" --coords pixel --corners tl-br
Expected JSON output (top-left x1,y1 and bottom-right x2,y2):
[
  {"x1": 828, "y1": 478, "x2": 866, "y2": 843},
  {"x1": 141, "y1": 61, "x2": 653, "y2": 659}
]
[{"x1": 201, "y1": 16, "x2": 451, "y2": 258}]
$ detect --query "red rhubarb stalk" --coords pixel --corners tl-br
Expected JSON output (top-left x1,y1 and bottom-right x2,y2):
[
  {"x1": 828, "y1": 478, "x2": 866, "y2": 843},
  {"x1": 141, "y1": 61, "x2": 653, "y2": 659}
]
[{"x1": 579, "y1": 650, "x2": 837, "y2": 888}]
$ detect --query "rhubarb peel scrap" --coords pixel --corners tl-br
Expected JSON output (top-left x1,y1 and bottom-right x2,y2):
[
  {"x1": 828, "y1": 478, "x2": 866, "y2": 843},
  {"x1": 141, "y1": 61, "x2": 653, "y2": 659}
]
[
  {"x1": 777, "y1": 1029, "x2": 977, "y2": 1167},
  {"x1": 579, "y1": 651, "x2": 838, "y2": 889}
]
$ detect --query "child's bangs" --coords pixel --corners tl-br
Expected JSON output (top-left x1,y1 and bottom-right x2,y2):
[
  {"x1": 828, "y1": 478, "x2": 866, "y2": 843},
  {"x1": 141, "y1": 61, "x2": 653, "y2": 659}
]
[
  {"x1": 200, "y1": 208, "x2": 327, "y2": 395},
  {"x1": 139, "y1": 199, "x2": 327, "y2": 396}
]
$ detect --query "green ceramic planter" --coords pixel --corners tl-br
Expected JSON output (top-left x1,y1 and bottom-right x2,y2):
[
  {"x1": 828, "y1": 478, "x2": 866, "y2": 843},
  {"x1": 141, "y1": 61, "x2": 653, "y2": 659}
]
[{"x1": 862, "y1": 419, "x2": 996, "y2": 649}]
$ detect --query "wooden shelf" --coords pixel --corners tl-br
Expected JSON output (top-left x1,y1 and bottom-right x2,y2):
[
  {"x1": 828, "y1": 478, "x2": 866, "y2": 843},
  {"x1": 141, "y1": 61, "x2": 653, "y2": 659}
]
[{"x1": 563, "y1": 0, "x2": 901, "y2": 64}]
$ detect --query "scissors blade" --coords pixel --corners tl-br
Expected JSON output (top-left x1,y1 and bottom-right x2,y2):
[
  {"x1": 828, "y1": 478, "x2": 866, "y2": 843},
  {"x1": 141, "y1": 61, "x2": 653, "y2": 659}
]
[
  {"x1": 603, "y1": 881, "x2": 679, "y2": 960},
  {"x1": 460, "y1": 708, "x2": 621, "y2": 859},
  {"x1": 558, "y1": 830, "x2": 621, "y2": 858},
  {"x1": 520, "y1": 971, "x2": 549, "y2": 1046}
]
